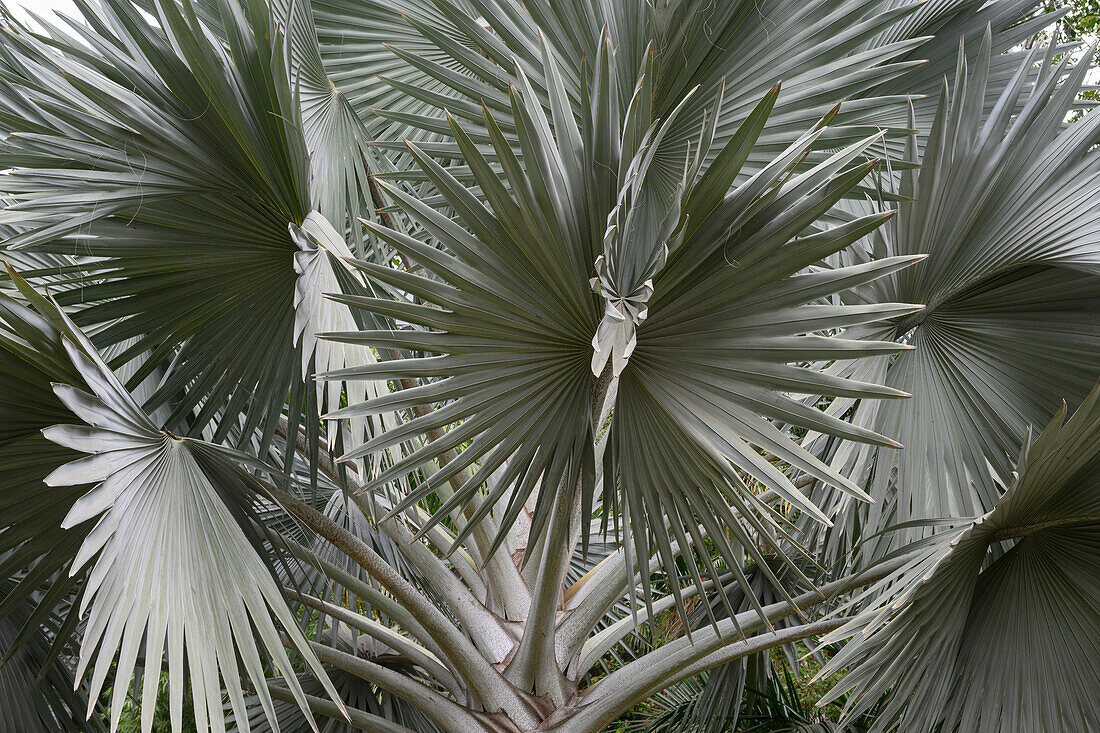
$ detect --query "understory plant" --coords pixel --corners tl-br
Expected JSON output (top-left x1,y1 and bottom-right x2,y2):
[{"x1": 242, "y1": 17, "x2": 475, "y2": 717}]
[{"x1": 0, "y1": 0, "x2": 1097, "y2": 731}]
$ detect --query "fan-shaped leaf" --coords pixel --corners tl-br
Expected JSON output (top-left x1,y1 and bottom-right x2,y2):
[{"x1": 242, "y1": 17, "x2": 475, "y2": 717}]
[
  {"x1": 806, "y1": 33, "x2": 1100, "y2": 551},
  {"x1": 329, "y1": 66, "x2": 919, "y2": 621},
  {"x1": 0, "y1": 274, "x2": 344, "y2": 733},
  {"x1": 817, "y1": 381, "x2": 1100, "y2": 732},
  {"x1": 0, "y1": 0, "x2": 363, "y2": 453}
]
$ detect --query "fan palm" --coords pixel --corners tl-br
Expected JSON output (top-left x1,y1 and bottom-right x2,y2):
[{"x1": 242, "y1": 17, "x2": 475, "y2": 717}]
[{"x1": 0, "y1": 0, "x2": 1096, "y2": 732}]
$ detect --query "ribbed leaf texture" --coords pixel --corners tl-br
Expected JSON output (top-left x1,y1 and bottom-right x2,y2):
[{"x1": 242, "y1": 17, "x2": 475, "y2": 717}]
[
  {"x1": 0, "y1": 578, "x2": 102, "y2": 732},
  {"x1": 816, "y1": 380, "x2": 1100, "y2": 731},
  {"x1": 358, "y1": 0, "x2": 936, "y2": 184},
  {"x1": 290, "y1": 0, "x2": 1054, "y2": 175},
  {"x1": 0, "y1": 266, "x2": 96, "y2": 661},
  {"x1": 0, "y1": 274, "x2": 342, "y2": 733},
  {"x1": 804, "y1": 30, "x2": 1100, "y2": 555},
  {"x1": 0, "y1": 0, "x2": 373, "y2": 455},
  {"x1": 328, "y1": 33, "x2": 922, "y2": 617}
]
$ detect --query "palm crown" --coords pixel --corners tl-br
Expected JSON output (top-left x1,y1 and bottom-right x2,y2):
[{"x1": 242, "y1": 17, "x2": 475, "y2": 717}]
[{"x1": 0, "y1": 0, "x2": 1097, "y2": 732}]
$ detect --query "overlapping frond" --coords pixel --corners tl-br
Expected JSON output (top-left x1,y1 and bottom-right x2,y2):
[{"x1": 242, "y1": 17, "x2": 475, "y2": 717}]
[
  {"x1": 287, "y1": 0, "x2": 1051, "y2": 175},
  {"x1": 360, "y1": 0, "x2": 940, "y2": 184},
  {"x1": 281, "y1": 0, "x2": 383, "y2": 250},
  {"x1": 310, "y1": 0, "x2": 476, "y2": 141},
  {"x1": 0, "y1": 266, "x2": 95, "y2": 656},
  {"x1": 0, "y1": 0, "x2": 382, "y2": 455},
  {"x1": 861, "y1": 0, "x2": 1069, "y2": 150},
  {"x1": 805, "y1": 32, "x2": 1100, "y2": 551},
  {"x1": 0, "y1": 579, "x2": 102, "y2": 732},
  {"x1": 328, "y1": 35, "x2": 920, "y2": 615},
  {"x1": 661, "y1": 558, "x2": 814, "y2": 733},
  {"x1": 130, "y1": 0, "x2": 386, "y2": 248},
  {"x1": 0, "y1": 1, "x2": 1095, "y2": 730},
  {"x1": 816, "y1": 381, "x2": 1100, "y2": 732},
  {"x1": 300, "y1": 489, "x2": 429, "y2": 638},
  {"x1": 0, "y1": 273, "x2": 344, "y2": 733}
]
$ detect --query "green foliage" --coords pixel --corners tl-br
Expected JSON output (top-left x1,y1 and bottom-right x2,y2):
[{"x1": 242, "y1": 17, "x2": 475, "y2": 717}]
[
  {"x1": 1062, "y1": 0, "x2": 1100, "y2": 38},
  {"x1": 101, "y1": 672, "x2": 197, "y2": 733}
]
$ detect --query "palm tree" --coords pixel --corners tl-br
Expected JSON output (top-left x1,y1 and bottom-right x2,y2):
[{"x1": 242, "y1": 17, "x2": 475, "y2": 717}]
[{"x1": 0, "y1": 0, "x2": 1097, "y2": 731}]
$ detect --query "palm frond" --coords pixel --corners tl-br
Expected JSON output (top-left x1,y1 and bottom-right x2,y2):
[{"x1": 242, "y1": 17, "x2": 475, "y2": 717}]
[
  {"x1": 805, "y1": 31, "x2": 1100, "y2": 553},
  {"x1": 0, "y1": 578, "x2": 103, "y2": 732},
  {"x1": 329, "y1": 49, "x2": 920, "y2": 619},
  {"x1": 816, "y1": 380, "x2": 1100, "y2": 731},
  {"x1": 0, "y1": 272, "x2": 343, "y2": 733},
  {"x1": 362, "y1": 0, "x2": 936, "y2": 182},
  {"x1": 0, "y1": 264, "x2": 96, "y2": 659},
  {"x1": 862, "y1": 0, "x2": 1071, "y2": 152},
  {"x1": 0, "y1": 0, "x2": 381, "y2": 455}
]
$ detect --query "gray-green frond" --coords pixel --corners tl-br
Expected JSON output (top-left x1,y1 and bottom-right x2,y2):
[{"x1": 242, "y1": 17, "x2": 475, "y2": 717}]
[
  {"x1": 327, "y1": 46, "x2": 921, "y2": 618},
  {"x1": 0, "y1": 578, "x2": 103, "y2": 732},
  {"x1": 0, "y1": 0, "x2": 381, "y2": 455},
  {"x1": 0, "y1": 265, "x2": 99, "y2": 661},
  {"x1": 816, "y1": 380, "x2": 1100, "y2": 732},
  {"x1": 1, "y1": 0, "x2": 1097, "y2": 731},
  {"x1": 805, "y1": 30, "x2": 1100, "y2": 552},
  {"x1": 360, "y1": 0, "x2": 941, "y2": 179},
  {"x1": 0, "y1": 274, "x2": 343, "y2": 733},
  {"x1": 862, "y1": 0, "x2": 1072, "y2": 152}
]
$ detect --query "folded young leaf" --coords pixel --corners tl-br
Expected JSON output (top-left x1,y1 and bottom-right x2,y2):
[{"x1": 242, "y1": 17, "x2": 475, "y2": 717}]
[
  {"x1": 330, "y1": 53, "x2": 919, "y2": 621},
  {"x1": 291, "y1": 211, "x2": 394, "y2": 470},
  {"x1": 0, "y1": 0, "x2": 350, "y2": 452}
]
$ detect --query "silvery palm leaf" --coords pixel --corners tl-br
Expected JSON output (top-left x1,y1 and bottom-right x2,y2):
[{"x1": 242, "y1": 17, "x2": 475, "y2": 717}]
[
  {"x1": 282, "y1": 0, "x2": 384, "y2": 249},
  {"x1": 861, "y1": 0, "x2": 1071, "y2": 151},
  {"x1": 0, "y1": 0, "x2": 386, "y2": 460},
  {"x1": 815, "y1": 380, "x2": 1100, "y2": 732},
  {"x1": 273, "y1": 0, "x2": 1061, "y2": 239},
  {"x1": 803, "y1": 30, "x2": 1100, "y2": 554},
  {"x1": 326, "y1": 34, "x2": 922, "y2": 625},
  {"x1": 127, "y1": 0, "x2": 391, "y2": 249},
  {"x1": 294, "y1": 0, "x2": 1045, "y2": 170},
  {"x1": 0, "y1": 273, "x2": 343, "y2": 733},
  {"x1": 363, "y1": 0, "x2": 938, "y2": 181}
]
